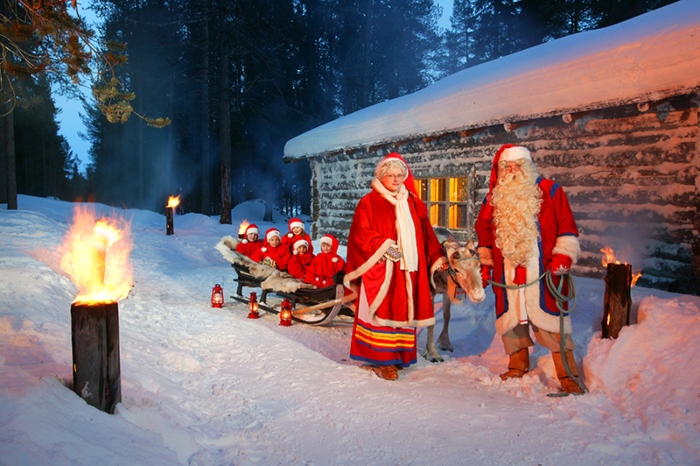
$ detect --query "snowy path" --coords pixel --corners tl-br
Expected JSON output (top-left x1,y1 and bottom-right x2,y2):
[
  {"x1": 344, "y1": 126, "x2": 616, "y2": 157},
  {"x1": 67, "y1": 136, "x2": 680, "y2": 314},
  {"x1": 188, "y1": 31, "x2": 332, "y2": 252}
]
[{"x1": 1, "y1": 196, "x2": 699, "y2": 465}]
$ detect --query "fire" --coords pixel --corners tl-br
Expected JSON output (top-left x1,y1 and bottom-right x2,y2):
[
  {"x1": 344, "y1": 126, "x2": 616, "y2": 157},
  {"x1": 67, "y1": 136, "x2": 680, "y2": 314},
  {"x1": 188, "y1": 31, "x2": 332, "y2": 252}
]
[
  {"x1": 60, "y1": 205, "x2": 133, "y2": 305},
  {"x1": 601, "y1": 246, "x2": 642, "y2": 287},
  {"x1": 600, "y1": 246, "x2": 619, "y2": 267},
  {"x1": 238, "y1": 219, "x2": 250, "y2": 236},
  {"x1": 167, "y1": 195, "x2": 180, "y2": 209}
]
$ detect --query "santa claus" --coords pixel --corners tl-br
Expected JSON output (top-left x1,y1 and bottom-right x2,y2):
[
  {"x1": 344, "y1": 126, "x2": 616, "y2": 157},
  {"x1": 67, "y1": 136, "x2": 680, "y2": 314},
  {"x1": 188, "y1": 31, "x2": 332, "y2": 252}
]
[{"x1": 474, "y1": 144, "x2": 585, "y2": 395}]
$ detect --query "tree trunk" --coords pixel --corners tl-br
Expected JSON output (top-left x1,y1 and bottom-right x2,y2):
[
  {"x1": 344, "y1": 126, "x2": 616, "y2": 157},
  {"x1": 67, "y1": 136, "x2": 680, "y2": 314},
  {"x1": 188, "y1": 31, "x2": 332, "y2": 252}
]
[
  {"x1": 200, "y1": 0, "x2": 212, "y2": 215},
  {"x1": 1, "y1": 92, "x2": 18, "y2": 209},
  {"x1": 219, "y1": 50, "x2": 232, "y2": 224}
]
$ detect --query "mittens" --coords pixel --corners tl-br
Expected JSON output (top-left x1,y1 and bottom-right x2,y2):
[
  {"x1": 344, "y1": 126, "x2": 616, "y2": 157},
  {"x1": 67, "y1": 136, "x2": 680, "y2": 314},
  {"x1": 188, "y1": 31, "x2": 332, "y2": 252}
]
[
  {"x1": 550, "y1": 254, "x2": 572, "y2": 276},
  {"x1": 480, "y1": 265, "x2": 492, "y2": 288}
]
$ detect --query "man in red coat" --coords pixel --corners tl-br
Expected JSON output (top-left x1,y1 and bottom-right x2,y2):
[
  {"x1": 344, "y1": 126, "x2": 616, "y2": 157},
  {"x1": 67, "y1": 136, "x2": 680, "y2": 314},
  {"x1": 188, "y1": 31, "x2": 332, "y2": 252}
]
[
  {"x1": 475, "y1": 144, "x2": 584, "y2": 394},
  {"x1": 345, "y1": 152, "x2": 447, "y2": 381}
]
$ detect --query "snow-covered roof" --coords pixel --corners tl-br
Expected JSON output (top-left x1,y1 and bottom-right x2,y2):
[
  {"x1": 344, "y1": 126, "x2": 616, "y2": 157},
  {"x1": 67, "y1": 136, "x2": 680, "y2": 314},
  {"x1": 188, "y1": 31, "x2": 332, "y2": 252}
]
[{"x1": 284, "y1": 0, "x2": 700, "y2": 161}]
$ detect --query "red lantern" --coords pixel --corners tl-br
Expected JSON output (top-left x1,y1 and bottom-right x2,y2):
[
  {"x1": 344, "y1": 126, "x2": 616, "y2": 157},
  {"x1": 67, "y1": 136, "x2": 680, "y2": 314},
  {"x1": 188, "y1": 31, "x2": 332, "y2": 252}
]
[
  {"x1": 279, "y1": 299, "x2": 293, "y2": 326},
  {"x1": 211, "y1": 284, "x2": 224, "y2": 308},
  {"x1": 247, "y1": 292, "x2": 260, "y2": 319}
]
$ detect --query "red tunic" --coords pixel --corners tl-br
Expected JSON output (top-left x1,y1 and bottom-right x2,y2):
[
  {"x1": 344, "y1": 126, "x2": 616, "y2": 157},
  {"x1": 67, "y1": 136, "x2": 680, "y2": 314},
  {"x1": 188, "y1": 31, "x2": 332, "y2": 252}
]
[
  {"x1": 288, "y1": 251, "x2": 314, "y2": 279},
  {"x1": 235, "y1": 239, "x2": 263, "y2": 260},
  {"x1": 305, "y1": 252, "x2": 345, "y2": 288}
]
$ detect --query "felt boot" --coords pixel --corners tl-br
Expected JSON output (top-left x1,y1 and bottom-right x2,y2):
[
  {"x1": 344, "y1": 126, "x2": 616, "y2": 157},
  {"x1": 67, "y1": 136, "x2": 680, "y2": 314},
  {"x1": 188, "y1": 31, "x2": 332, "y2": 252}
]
[
  {"x1": 499, "y1": 348, "x2": 529, "y2": 380},
  {"x1": 552, "y1": 350, "x2": 585, "y2": 395}
]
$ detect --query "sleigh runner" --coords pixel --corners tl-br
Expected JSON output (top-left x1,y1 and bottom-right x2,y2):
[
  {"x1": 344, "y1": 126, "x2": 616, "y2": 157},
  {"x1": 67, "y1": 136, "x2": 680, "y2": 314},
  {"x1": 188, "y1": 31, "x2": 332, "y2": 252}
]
[{"x1": 216, "y1": 236, "x2": 354, "y2": 325}]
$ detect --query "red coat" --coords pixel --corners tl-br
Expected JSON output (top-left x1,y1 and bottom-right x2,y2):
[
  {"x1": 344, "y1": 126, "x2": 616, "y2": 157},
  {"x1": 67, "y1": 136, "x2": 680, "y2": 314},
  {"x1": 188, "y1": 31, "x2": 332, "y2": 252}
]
[
  {"x1": 235, "y1": 239, "x2": 263, "y2": 260},
  {"x1": 305, "y1": 252, "x2": 345, "y2": 287},
  {"x1": 475, "y1": 177, "x2": 580, "y2": 335},
  {"x1": 258, "y1": 242, "x2": 291, "y2": 271},
  {"x1": 344, "y1": 188, "x2": 445, "y2": 327},
  {"x1": 288, "y1": 251, "x2": 314, "y2": 279}
]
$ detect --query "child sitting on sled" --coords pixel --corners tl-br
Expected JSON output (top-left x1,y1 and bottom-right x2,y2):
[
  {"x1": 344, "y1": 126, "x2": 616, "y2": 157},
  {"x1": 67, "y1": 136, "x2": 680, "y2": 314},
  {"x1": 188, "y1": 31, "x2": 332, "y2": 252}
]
[
  {"x1": 258, "y1": 228, "x2": 291, "y2": 271},
  {"x1": 235, "y1": 223, "x2": 263, "y2": 260},
  {"x1": 281, "y1": 217, "x2": 314, "y2": 255},
  {"x1": 304, "y1": 234, "x2": 345, "y2": 288},
  {"x1": 287, "y1": 239, "x2": 315, "y2": 280}
]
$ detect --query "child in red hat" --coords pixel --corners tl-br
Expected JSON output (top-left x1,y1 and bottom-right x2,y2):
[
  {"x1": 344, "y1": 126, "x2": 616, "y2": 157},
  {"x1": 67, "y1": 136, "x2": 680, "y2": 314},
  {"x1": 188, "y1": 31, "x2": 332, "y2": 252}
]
[
  {"x1": 304, "y1": 234, "x2": 345, "y2": 288},
  {"x1": 235, "y1": 223, "x2": 263, "y2": 260},
  {"x1": 281, "y1": 217, "x2": 314, "y2": 255},
  {"x1": 287, "y1": 239, "x2": 315, "y2": 280},
  {"x1": 258, "y1": 228, "x2": 291, "y2": 271}
]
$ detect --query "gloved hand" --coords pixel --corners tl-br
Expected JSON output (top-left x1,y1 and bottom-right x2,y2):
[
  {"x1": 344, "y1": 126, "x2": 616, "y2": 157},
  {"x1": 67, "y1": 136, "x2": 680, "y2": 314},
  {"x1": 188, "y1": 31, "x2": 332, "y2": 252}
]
[
  {"x1": 480, "y1": 265, "x2": 492, "y2": 288},
  {"x1": 550, "y1": 254, "x2": 572, "y2": 276},
  {"x1": 514, "y1": 265, "x2": 527, "y2": 285},
  {"x1": 261, "y1": 257, "x2": 277, "y2": 269}
]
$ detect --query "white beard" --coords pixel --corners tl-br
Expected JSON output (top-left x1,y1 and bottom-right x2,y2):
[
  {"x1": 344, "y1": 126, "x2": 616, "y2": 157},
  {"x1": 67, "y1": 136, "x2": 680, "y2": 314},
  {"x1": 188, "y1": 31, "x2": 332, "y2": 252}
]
[{"x1": 491, "y1": 171, "x2": 542, "y2": 266}]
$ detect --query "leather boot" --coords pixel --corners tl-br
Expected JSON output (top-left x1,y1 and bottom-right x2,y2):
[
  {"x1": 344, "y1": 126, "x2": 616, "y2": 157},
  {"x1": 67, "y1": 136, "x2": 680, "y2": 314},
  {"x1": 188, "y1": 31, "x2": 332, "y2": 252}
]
[
  {"x1": 552, "y1": 350, "x2": 585, "y2": 395},
  {"x1": 500, "y1": 348, "x2": 529, "y2": 380}
]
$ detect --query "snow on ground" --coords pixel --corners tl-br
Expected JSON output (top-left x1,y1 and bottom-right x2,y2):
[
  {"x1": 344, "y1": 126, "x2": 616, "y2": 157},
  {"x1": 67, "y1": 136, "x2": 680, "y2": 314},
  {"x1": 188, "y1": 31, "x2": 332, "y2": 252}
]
[{"x1": 1, "y1": 195, "x2": 699, "y2": 465}]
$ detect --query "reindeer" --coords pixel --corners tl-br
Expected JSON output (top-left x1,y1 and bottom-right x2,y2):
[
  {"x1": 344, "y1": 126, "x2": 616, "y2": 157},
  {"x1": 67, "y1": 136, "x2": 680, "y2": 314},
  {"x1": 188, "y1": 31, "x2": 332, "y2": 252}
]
[{"x1": 425, "y1": 227, "x2": 486, "y2": 362}]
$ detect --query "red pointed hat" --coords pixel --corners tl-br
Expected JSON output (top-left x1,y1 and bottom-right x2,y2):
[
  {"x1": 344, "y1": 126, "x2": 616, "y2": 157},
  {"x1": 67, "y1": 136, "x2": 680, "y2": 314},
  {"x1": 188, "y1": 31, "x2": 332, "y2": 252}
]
[
  {"x1": 487, "y1": 144, "x2": 532, "y2": 193},
  {"x1": 319, "y1": 233, "x2": 339, "y2": 255},
  {"x1": 376, "y1": 152, "x2": 418, "y2": 197},
  {"x1": 287, "y1": 217, "x2": 304, "y2": 232}
]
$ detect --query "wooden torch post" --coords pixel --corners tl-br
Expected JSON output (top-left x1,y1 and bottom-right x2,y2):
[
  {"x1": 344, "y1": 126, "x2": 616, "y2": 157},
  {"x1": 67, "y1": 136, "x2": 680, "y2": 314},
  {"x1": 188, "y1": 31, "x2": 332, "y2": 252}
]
[
  {"x1": 166, "y1": 207, "x2": 174, "y2": 235},
  {"x1": 71, "y1": 302, "x2": 122, "y2": 414},
  {"x1": 602, "y1": 263, "x2": 632, "y2": 339}
]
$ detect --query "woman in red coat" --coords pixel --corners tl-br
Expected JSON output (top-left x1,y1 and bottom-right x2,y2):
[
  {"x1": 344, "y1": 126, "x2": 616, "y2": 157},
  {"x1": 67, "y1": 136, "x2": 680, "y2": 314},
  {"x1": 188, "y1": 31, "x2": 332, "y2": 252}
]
[{"x1": 344, "y1": 153, "x2": 447, "y2": 381}]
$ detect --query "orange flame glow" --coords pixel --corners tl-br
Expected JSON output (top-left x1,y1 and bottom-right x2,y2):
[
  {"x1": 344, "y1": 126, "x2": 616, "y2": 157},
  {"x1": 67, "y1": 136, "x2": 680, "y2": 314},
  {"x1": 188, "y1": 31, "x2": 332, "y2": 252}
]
[
  {"x1": 238, "y1": 220, "x2": 250, "y2": 235},
  {"x1": 601, "y1": 246, "x2": 642, "y2": 287},
  {"x1": 60, "y1": 205, "x2": 133, "y2": 305},
  {"x1": 600, "y1": 246, "x2": 620, "y2": 267},
  {"x1": 167, "y1": 195, "x2": 180, "y2": 209}
]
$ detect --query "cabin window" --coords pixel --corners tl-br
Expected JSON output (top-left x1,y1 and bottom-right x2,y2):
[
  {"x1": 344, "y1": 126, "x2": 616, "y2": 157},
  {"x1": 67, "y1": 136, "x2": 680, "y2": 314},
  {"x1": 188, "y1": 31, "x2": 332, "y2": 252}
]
[{"x1": 414, "y1": 176, "x2": 474, "y2": 230}]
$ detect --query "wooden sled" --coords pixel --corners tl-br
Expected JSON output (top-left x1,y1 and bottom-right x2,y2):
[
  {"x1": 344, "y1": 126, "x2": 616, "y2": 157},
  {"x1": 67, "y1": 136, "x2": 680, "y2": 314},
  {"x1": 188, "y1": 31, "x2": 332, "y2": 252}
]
[{"x1": 229, "y1": 262, "x2": 354, "y2": 326}]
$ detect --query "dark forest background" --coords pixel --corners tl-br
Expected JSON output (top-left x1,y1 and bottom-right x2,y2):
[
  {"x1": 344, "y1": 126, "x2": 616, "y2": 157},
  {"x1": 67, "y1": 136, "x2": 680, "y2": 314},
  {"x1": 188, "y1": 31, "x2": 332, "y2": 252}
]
[{"x1": 2, "y1": 0, "x2": 677, "y2": 221}]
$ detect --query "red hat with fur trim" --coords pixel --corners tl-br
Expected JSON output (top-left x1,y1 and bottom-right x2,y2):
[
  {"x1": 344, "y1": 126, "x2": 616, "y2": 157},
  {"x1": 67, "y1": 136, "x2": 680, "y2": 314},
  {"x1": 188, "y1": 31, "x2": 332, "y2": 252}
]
[
  {"x1": 487, "y1": 144, "x2": 532, "y2": 193},
  {"x1": 261, "y1": 228, "x2": 280, "y2": 252},
  {"x1": 241, "y1": 223, "x2": 259, "y2": 244},
  {"x1": 375, "y1": 152, "x2": 418, "y2": 197},
  {"x1": 287, "y1": 217, "x2": 304, "y2": 238},
  {"x1": 319, "y1": 234, "x2": 340, "y2": 260},
  {"x1": 293, "y1": 238, "x2": 309, "y2": 254}
]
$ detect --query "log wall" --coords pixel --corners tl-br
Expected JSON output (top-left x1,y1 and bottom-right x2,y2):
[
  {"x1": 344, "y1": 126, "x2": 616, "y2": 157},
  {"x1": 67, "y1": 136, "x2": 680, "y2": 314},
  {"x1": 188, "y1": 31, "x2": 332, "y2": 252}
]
[{"x1": 308, "y1": 93, "x2": 700, "y2": 295}]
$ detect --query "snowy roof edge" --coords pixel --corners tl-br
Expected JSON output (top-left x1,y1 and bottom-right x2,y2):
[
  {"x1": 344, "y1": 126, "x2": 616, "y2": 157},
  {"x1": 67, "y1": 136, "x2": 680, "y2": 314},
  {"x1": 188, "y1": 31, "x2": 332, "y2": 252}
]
[{"x1": 283, "y1": 0, "x2": 700, "y2": 162}]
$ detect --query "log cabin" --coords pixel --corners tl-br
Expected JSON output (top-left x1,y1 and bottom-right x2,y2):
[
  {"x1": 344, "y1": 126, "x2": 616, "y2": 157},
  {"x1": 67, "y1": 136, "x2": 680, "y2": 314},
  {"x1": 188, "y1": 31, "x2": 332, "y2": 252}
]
[{"x1": 283, "y1": 0, "x2": 700, "y2": 294}]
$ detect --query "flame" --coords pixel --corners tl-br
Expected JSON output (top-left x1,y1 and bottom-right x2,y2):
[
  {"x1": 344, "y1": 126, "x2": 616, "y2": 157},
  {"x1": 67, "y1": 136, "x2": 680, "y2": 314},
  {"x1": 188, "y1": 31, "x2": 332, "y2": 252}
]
[
  {"x1": 167, "y1": 195, "x2": 180, "y2": 209},
  {"x1": 601, "y1": 246, "x2": 642, "y2": 287},
  {"x1": 600, "y1": 246, "x2": 620, "y2": 267},
  {"x1": 631, "y1": 272, "x2": 642, "y2": 287},
  {"x1": 60, "y1": 205, "x2": 133, "y2": 305},
  {"x1": 238, "y1": 220, "x2": 250, "y2": 235}
]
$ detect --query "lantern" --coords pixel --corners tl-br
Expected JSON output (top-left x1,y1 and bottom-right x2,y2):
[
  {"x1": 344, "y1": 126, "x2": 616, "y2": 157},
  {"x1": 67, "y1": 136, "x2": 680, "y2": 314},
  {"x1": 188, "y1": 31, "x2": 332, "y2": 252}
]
[
  {"x1": 279, "y1": 299, "x2": 293, "y2": 326},
  {"x1": 211, "y1": 283, "x2": 224, "y2": 308},
  {"x1": 247, "y1": 292, "x2": 260, "y2": 319}
]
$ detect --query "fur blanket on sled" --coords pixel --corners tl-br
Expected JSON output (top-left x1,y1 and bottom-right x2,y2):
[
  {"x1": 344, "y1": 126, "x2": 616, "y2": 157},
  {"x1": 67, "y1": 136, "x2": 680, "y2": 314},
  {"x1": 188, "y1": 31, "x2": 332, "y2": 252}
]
[{"x1": 215, "y1": 236, "x2": 313, "y2": 293}]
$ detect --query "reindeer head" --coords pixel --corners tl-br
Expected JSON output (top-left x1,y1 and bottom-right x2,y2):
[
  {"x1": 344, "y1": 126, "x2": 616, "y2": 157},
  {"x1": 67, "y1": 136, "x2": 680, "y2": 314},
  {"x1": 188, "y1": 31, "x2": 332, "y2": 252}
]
[{"x1": 433, "y1": 227, "x2": 485, "y2": 304}]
